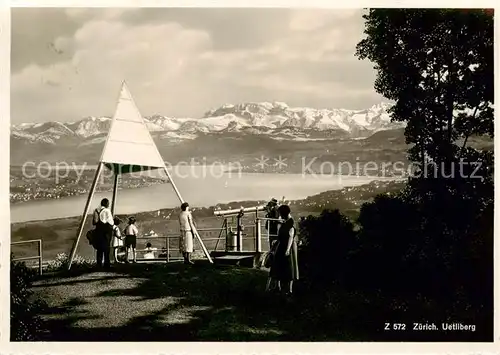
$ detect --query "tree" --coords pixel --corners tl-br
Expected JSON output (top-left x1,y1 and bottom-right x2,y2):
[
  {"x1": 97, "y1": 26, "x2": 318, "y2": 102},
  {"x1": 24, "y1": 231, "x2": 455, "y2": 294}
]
[
  {"x1": 355, "y1": 8, "x2": 494, "y2": 324},
  {"x1": 356, "y1": 9, "x2": 493, "y2": 173},
  {"x1": 355, "y1": 9, "x2": 494, "y2": 236}
]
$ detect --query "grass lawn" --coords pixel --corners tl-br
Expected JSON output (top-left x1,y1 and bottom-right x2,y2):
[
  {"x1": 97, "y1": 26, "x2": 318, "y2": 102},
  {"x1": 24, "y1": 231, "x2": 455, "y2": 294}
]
[
  {"x1": 26, "y1": 259, "x2": 492, "y2": 342},
  {"x1": 31, "y1": 261, "x2": 373, "y2": 341}
]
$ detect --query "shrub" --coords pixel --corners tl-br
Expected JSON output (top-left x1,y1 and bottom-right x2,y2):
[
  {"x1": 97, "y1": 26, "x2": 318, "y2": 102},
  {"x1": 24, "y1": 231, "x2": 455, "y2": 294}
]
[
  {"x1": 10, "y1": 258, "x2": 47, "y2": 341},
  {"x1": 353, "y1": 194, "x2": 421, "y2": 295},
  {"x1": 353, "y1": 188, "x2": 493, "y2": 318},
  {"x1": 298, "y1": 209, "x2": 356, "y2": 288},
  {"x1": 46, "y1": 252, "x2": 95, "y2": 272},
  {"x1": 297, "y1": 188, "x2": 492, "y2": 339}
]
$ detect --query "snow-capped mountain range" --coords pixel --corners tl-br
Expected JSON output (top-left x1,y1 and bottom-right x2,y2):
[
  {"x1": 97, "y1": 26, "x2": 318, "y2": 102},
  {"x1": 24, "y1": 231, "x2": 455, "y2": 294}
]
[{"x1": 11, "y1": 101, "x2": 402, "y2": 145}]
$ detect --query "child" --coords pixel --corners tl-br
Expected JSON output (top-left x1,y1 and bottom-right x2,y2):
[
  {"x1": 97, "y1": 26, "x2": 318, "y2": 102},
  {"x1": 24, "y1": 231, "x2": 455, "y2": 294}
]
[
  {"x1": 111, "y1": 217, "x2": 124, "y2": 263},
  {"x1": 143, "y1": 242, "x2": 157, "y2": 260},
  {"x1": 124, "y1": 216, "x2": 139, "y2": 263}
]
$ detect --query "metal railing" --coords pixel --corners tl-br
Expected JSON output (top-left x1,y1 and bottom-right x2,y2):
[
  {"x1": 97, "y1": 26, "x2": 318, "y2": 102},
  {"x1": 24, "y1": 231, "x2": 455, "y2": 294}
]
[
  {"x1": 133, "y1": 230, "x2": 237, "y2": 262},
  {"x1": 132, "y1": 235, "x2": 179, "y2": 263},
  {"x1": 11, "y1": 239, "x2": 43, "y2": 275},
  {"x1": 8, "y1": 218, "x2": 283, "y2": 270},
  {"x1": 118, "y1": 217, "x2": 283, "y2": 263},
  {"x1": 133, "y1": 234, "x2": 216, "y2": 262}
]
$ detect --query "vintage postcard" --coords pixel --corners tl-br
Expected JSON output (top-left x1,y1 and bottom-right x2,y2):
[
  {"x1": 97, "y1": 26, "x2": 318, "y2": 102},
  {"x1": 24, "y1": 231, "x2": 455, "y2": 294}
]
[{"x1": 1, "y1": 1, "x2": 498, "y2": 353}]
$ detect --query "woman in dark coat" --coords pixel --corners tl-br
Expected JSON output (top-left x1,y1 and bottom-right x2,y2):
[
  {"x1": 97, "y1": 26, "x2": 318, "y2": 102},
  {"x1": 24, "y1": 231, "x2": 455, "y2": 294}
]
[{"x1": 269, "y1": 204, "x2": 299, "y2": 295}]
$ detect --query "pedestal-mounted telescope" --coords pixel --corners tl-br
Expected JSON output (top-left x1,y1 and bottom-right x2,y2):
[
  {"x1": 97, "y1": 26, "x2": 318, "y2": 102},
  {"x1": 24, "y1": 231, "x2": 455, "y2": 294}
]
[
  {"x1": 213, "y1": 205, "x2": 268, "y2": 252},
  {"x1": 213, "y1": 205, "x2": 267, "y2": 217},
  {"x1": 212, "y1": 198, "x2": 286, "y2": 254}
]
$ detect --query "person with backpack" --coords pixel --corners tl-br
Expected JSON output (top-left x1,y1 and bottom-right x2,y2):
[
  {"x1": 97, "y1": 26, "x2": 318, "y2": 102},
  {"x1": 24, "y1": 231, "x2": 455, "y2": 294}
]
[{"x1": 92, "y1": 198, "x2": 115, "y2": 268}]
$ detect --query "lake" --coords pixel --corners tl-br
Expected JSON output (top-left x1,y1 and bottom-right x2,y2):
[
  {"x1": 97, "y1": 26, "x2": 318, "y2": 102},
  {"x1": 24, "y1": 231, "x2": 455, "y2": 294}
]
[{"x1": 10, "y1": 165, "x2": 393, "y2": 223}]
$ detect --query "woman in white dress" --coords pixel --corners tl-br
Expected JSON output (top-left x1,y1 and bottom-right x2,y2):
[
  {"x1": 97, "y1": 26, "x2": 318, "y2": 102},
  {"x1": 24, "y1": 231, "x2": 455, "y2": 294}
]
[{"x1": 178, "y1": 202, "x2": 195, "y2": 265}]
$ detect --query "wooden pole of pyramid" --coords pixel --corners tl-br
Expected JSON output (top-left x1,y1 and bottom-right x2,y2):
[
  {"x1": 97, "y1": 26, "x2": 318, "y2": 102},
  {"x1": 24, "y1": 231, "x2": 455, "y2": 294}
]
[
  {"x1": 111, "y1": 172, "x2": 119, "y2": 215},
  {"x1": 161, "y1": 166, "x2": 184, "y2": 205},
  {"x1": 191, "y1": 219, "x2": 213, "y2": 264},
  {"x1": 68, "y1": 162, "x2": 104, "y2": 270},
  {"x1": 68, "y1": 82, "x2": 212, "y2": 270}
]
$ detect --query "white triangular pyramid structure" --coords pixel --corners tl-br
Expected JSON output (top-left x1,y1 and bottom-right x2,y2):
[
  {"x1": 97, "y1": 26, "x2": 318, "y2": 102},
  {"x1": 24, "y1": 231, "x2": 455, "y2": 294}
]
[
  {"x1": 67, "y1": 82, "x2": 212, "y2": 269},
  {"x1": 100, "y1": 83, "x2": 167, "y2": 173}
]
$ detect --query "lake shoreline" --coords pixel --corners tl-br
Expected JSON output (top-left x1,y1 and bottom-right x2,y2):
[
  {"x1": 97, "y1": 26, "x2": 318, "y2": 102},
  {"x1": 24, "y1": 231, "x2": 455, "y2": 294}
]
[
  {"x1": 11, "y1": 179, "x2": 406, "y2": 263},
  {"x1": 11, "y1": 163, "x2": 406, "y2": 175},
  {"x1": 10, "y1": 178, "x2": 405, "y2": 225},
  {"x1": 10, "y1": 169, "x2": 404, "y2": 206},
  {"x1": 10, "y1": 169, "x2": 402, "y2": 224}
]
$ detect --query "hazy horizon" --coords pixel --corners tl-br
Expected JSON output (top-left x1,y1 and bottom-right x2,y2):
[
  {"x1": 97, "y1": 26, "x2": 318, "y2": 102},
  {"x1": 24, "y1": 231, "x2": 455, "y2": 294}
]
[{"x1": 11, "y1": 8, "x2": 386, "y2": 124}]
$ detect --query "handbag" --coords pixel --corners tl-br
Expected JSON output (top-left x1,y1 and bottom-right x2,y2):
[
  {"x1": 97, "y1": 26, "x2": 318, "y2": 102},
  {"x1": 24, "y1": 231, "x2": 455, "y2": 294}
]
[
  {"x1": 86, "y1": 229, "x2": 96, "y2": 249},
  {"x1": 263, "y1": 240, "x2": 279, "y2": 268}
]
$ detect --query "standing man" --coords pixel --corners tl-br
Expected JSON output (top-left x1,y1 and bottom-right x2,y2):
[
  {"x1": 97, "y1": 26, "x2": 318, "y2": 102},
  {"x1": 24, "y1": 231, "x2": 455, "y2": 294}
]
[
  {"x1": 93, "y1": 198, "x2": 114, "y2": 268},
  {"x1": 178, "y1": 202, "x2": 195, "y2": 265},
  {"x1": 265, "y1": 198, "x2": 280, "y2": 248}
]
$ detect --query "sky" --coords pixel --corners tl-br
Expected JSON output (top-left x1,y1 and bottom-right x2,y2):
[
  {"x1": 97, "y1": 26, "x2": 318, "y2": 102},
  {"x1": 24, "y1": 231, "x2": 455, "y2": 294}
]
[{"x1": 11, "y1": 8, "x2": 386, "y2": 124}]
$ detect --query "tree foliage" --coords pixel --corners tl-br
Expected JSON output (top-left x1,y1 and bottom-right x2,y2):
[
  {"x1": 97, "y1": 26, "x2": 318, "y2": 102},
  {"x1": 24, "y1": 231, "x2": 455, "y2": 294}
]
[
  {"x1": 356, "y1": 9, "x2": 493, "y2": 170},
  {"x1": 355, "y1": 8, "x2": 494, "y2": 241},
  {"x1": 354, "y1": 6, "x2": 493, "y2": 309},
  {"x1": 296, "y1": 9, "x2": 494, "y2": 340}
]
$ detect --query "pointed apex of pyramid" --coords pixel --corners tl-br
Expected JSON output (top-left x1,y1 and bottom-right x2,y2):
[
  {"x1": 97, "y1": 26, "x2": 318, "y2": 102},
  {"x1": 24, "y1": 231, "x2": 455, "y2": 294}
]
[{"x1": 119, "y1": 81, "x2": 133, "y2": 101}]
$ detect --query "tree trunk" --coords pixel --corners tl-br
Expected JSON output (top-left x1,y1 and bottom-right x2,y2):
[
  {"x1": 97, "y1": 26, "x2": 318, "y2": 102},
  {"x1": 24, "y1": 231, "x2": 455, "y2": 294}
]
[{"x1": 446, "y1": 58, "x2": 455, "y2": 143}]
